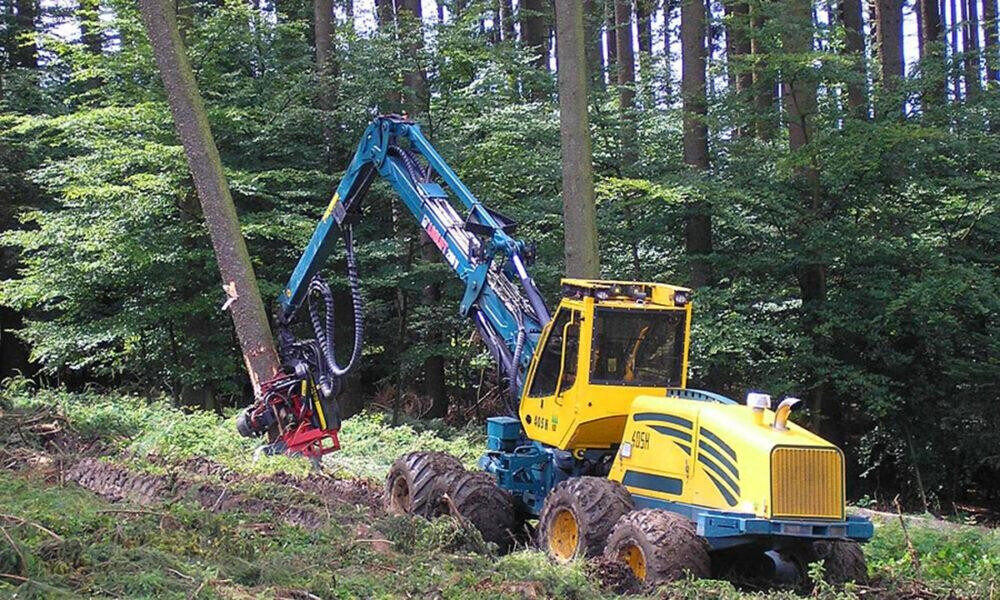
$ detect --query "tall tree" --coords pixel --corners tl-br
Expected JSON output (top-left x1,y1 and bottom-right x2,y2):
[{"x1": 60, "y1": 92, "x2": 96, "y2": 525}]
[
  {"x1": 681, "y1": 0, "x2": 712, "y2": 287},
  {"x1": 584, "y1": 0, "x2": 606, "y2": 91},
  {"x1": 725, "y1": 0, "x2": 753, "y2": 130},
  {"x1": 663, "y1": 0, "x2": 677, "y2": 100},
  {"x1": 521, "y1": 0, "x2": 550, "y2": 97},
  {"x1": 376, "y1": 0, "x2": 403, "y2": 110},
  {"x1": 874, "y1": 0, "x2": 904, "y2": 95},
  {"x1": 985, "y1": 0, "x2": 999, "y2": 82},
  {"x1": 396, "y1": 0, "x2": 445, "y2": 418},
  {"x1": 521, "y1": 0, "x2": 549, "y2": 69},
  {"x1": 500, "y1": 0, "x2": 516, "y2": 40},
  {"x1": 138, "y1": 0, "x2": 280, "y2": 396},
  {"x1": 963, "y1": 0, "x2": 982, "y2": 99},
  {"x1": 12, "y1": 0, "x2": 38, "y2": 69},
  {"x1": 782, "y1": 0, "x2": 832, "y2": 441},
  {"x1": 606, "y1": 0, "x2": 619, "y2": 77},
  {"x1": 840, "y1": 0, "x2": 868, "y2": 115},
  {"x1": 616, "y1": 0, "x2": 638, "y2": 166},
  {"x1": 751, "y1": 4, "x2": 775, "y2": 139},
  {"x1": 555, "y1": 0, "x2": 601, "y2": 278},
  {"x1": 636, "y1": 0, "x2": 655, "y2": 105}
]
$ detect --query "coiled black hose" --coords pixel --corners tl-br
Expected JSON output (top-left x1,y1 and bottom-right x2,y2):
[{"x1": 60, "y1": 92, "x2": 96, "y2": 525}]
[{"x1": 307, "y1": 226, "x2": 364, "y2": 394}]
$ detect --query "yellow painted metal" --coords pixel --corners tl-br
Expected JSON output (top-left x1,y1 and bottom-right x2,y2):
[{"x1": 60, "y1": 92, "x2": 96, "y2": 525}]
[
  {"x1": 621, "y1": 544, "x2": 647, "y2": 580},
  {"x1": 608, "y1": 395, "x2": 845, "y2": 520},
  {"x1": 519, "y1": 278, "x2": 848, "y2": 522},
  {"x1": 771, "y1": 447, "x2": 845, "y2": 520},
  {"x1": 520, "y1": 280, "x2": 691, "y2": 450},
  {"x1": 548, "y1": 509, "x2": 580, "y2": 561}
]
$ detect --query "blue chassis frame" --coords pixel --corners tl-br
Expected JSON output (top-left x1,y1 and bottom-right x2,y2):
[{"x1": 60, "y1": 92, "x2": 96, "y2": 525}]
[{"x1": 480, "y1": 410, "x2": 873, "y2": 552}]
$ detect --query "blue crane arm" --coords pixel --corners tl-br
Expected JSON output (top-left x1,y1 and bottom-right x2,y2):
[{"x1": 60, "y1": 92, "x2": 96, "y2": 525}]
[{"x1": 276, "y1": 115, "x2": 550, "y2": 397}]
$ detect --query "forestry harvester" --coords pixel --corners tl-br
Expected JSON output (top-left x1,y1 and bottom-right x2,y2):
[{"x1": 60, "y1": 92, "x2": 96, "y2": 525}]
[{"x1": 237, "y1": 115, "x2": 873, "y2": 584}]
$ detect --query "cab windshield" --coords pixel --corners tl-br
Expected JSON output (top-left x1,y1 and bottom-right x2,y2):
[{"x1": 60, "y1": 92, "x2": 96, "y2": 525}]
[{"x1": 589, "y1": 308, "x2": 686, "y2": 387}]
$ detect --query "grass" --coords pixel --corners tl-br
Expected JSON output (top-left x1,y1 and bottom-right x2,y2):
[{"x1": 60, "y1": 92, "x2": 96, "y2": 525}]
[{"x1": 2, "y1": 381, "x2": 999, "y2": 598}]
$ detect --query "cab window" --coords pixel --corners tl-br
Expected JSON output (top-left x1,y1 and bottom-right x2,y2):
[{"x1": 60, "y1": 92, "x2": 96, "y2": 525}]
[
  {"x1": 590, "y1": 308, "x2": 685, "y2": 387},
  {"x1": 528, "y1": 310, "x2": 580, "y2": 397}
]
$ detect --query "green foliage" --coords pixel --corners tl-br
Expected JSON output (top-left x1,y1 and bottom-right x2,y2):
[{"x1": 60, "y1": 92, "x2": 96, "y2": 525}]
[{"x1": 0, "y1": 0, "x2": 997, "y2": 511}]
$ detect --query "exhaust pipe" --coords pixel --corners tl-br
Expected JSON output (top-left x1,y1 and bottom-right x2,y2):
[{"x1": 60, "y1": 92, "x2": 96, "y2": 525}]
[{"x1": 772, "y1": 397, "x2": 801, "y2": 431}]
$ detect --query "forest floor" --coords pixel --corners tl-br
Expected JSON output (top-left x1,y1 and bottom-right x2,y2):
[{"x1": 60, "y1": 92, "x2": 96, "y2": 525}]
[{"x1": 1, "y1": 385, "x2": 998, "y2": 599}]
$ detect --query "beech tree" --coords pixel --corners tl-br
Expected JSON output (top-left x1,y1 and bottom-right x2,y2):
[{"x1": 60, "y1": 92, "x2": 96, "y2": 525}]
[
  {"x1": 681, "y1": 0, "x2": 712, "y2": 286},
  {"x1": 555, "y1": 0, "x2": 601, "y2": 278},
  {"x1": 138, "y1": 0, "x2": 280, "y2": 395}
]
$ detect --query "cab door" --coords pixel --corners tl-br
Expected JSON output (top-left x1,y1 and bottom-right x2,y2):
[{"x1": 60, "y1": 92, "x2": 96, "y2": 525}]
[{"x1": 519, "y1": 307, "x2": 581, "y2": 440}]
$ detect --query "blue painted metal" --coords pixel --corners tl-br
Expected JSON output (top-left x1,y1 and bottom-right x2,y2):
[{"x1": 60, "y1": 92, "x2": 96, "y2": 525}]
[
  {"x1": 278, "y1": 115, "x2": 550, "y2": 396},
  {"x1": 631, "y1": 494, "x2": 874, "y2": 550}
]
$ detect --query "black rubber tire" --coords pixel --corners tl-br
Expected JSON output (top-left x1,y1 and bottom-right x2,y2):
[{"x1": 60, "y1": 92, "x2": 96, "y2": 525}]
[
  {"x1": 442, "y1": 470, "x2": 520, "y2": 552},
  {"x1": 384, "y1": 451, "x2": 464, "y2": 517},
  {"x1": 536, "y1": 477, "x2": 634, "y2": 561},
  {"x1": 792, "y1": 540, "x2": 868, "y2": 585},
  {"x1": 604, "y1": 509, "x2": 711, "y2": 584}
]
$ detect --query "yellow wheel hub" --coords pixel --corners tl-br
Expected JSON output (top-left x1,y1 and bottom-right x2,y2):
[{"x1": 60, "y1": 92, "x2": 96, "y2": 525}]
[
  {"x1": 621, "y1": 544, "x2": 647, "y2": 581},
  {"x1": 548, "y1": 508, "x2": 580, "y2": 561}
]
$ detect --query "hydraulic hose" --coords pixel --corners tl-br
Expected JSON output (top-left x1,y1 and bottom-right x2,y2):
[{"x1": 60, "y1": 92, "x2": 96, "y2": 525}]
[{"x1": 307, "y1": 226, "x2": 364, "y2": 393}]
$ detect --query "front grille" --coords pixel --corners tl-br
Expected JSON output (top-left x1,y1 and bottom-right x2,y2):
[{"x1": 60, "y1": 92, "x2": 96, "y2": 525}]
[{"x1": 771, "y1": 446, "x2": 844, "y2": 520}]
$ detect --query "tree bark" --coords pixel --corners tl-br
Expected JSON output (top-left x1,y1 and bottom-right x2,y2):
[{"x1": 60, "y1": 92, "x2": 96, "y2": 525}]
[
  {"x1": 500, "y1": 0, "x2": 516, "y2": 40},
  {"x1": 13, "y1": 0, "x2": 39, "y2": 69},
  {"x1": 963, "y1": 0, "x2": 982, "y2": 98},
  {"x1": 521, "y1": 0, "x2": 550, "y2": 69},
  {"x1": 664, "y1": 0, "x2": 677, "y2": 99},
  {"x1": 555, "y1": 0, "x2": 601, "y2": 278},
  {"x1": 751, "y1": 4, "x2": 775, "y2": 139},
  {"x1": 840, "y1": 0, "x2": 868, "y2": 116},
  {"x1": 950, "y1": 0, "x2": 961, "y2": 96},
  {"x1": 606, "y1": 0, "x2": 619, "y2": 76},
  {"x1": 398, "y1": 0, "x2": 428, "y2": 115},
  {"x1": 584, "y1": 0, "x2": 606, "y2": 91},
  {"x1": 918, "y1": 0, "x2": 946, "y2": 105},
  {"x1": 681, "y1": 0, "x2": 711, "y2": 287},
  {"x1": 616, "y1": 0, "x2": 639, "y2": 171},
  {"x1": 985, "y1": 0, "x2": 999, "y2": 82},
  {"x1": 874, "y1": 0, "x2": 905, "y2": 93},
  {"x1": 725, "y1": 0, "x2": 753, "y2": 132},
  {"x1": 376, "y1": 0, "x2": 404, "y2": 111},
  {"x1": 138, "y1": 0, "x2": 280, "y2": 396}
]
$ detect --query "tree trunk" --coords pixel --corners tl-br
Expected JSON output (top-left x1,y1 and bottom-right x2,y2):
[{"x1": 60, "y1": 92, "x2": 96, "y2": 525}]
[
  {"x1": 664, "y1": 0, "x2": 677, "y2": 100},
  {"x1": 782, "y1": 0, "x2": 832, "y2": 443},
  {"x1": 681, "y1": 0, "x2": 711, "y2": 287},
  {"x1": 398, "y1": 0, "x2": 428, "y2": 115},
  {"x1": 874, "y1": 0, "x2": 904, "y2": 93},
  {"x1": 606, "y1": 0, "x2": 618, "y2": 77},
  {"x1": 394, "y1": 0, "x2": 444, "y2": 417},
  {"x1": 751, "y1": 4, "x2": 775, "y2": 139},
  {"x1": 555, "y1": 0, "x2": 601, "y2": 278},
  {"x1": 725, "y1": 0, "x2": 752, "y2": 133},
  {"x1": 950, "y1": 0, "x2": 961, "y2": 96},
  {"x1": 985, "y1": 0, "x2": 999, "y2": 83},
  {"x1": 616, "y1": 0, "x2": 639, "y2": 170},
  {"x1": 584, "y1": 0, "x2": 606, "y2": 91},
  {"x1": 964, "y1": 0, "x2": 982, "y2": 98},
  {"x1": 139, "y1": 0, "x2": 280, "y2": 396},
  {"x1": 918, "y1": 0, "x2": 946, "y2": 105},
  {"x1": 522, "y1": 0, "x2": 550, "y2": 98},
  {"x1": 500, "y1": 0, "x2": 516, "y2": 40},
  {"x1": 840, "y1": 0, "x2": 868, "y2": 116},
  {"x1": 521, "y1": 0, "x2": 550, "y2": 69},
  {"x1": 13, "y1": 0, "x2": 39, "y2": 69},
  {"x1": 79, "y1": 0, "x2": 103, "y2": 55},
  {"x1": 636, "y1": 0, "x2": 655, "y2": 105}
]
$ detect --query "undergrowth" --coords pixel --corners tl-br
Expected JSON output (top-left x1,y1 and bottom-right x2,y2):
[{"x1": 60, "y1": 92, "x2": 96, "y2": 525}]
[{"x1": 2, "y1": 381, "x2": 999, "y2": 598}]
